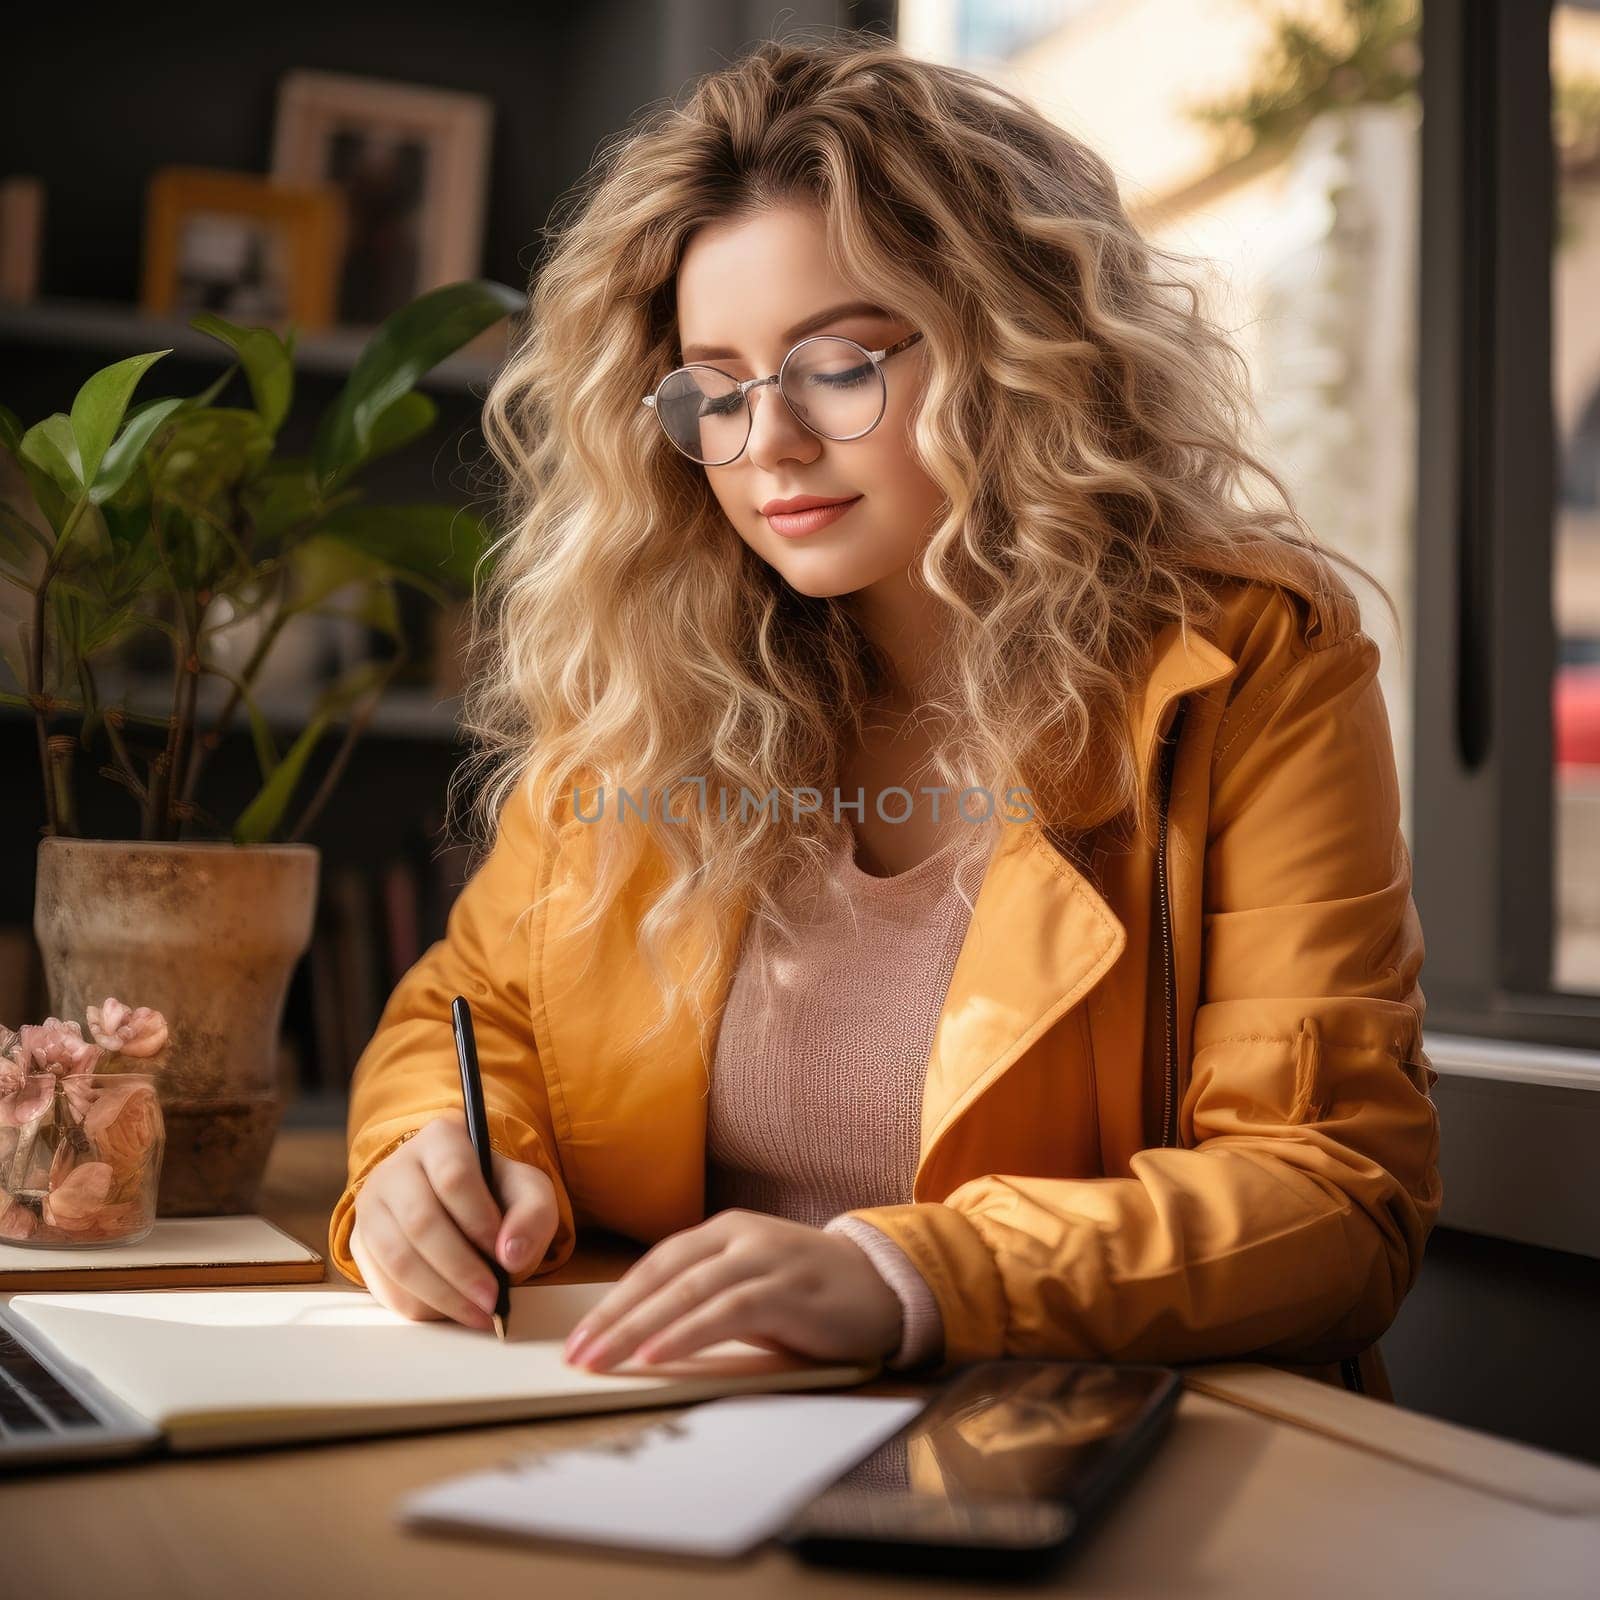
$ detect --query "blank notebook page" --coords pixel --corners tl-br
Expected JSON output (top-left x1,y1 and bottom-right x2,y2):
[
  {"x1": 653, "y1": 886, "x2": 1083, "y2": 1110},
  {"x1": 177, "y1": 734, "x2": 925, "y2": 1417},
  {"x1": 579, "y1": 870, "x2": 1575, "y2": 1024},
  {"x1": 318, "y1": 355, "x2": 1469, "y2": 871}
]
[{"x1": 6, "y1": 1280, "x2": 881, "y2": 1451}]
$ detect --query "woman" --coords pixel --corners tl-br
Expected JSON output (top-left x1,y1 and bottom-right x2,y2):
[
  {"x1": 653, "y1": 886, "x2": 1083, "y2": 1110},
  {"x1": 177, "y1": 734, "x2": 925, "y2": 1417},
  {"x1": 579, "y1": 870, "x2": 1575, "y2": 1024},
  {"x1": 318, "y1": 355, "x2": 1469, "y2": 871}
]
[{"x1": 330, "y1": 35, "x2": 1441, "y2": 1397}]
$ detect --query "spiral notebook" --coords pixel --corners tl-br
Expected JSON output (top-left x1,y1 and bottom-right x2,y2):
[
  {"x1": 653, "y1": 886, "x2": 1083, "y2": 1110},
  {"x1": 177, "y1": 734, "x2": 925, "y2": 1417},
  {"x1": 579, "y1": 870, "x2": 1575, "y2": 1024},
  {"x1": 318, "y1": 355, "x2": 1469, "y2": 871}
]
[{"x1": 1, "y1": 1279, "x2": 882, "y2": 1454}]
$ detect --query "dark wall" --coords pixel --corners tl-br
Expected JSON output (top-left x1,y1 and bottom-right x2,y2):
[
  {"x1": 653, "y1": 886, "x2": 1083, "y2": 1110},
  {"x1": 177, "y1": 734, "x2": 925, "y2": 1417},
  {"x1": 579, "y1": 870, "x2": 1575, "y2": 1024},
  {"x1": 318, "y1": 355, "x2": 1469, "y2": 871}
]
[
  {"x1": 6, "y1": 3, "x2": 668, "y2": 305},
  {"x1": 1383, "y1": 1227, "x2": 1600, "y2": 1466}
]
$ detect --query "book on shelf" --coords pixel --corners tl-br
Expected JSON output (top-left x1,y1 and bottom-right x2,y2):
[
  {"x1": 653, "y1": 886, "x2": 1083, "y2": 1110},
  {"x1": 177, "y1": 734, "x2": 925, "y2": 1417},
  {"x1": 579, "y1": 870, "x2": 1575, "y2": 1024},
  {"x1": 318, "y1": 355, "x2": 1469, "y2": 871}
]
[{"x1": 299, "y1": 830, "x2": 472, "y2": 1097}]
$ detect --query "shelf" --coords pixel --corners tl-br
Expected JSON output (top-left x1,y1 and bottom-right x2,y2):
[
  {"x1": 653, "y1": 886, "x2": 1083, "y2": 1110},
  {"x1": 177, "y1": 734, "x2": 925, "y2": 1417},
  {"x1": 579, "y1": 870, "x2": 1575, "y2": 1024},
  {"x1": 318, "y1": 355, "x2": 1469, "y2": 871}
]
[
  {"x1": 0, "y1": 297, "x2": 505, "y2": 392},
  {"x1": 1, "y1": 674, "x2": 464, "y2": 741}
]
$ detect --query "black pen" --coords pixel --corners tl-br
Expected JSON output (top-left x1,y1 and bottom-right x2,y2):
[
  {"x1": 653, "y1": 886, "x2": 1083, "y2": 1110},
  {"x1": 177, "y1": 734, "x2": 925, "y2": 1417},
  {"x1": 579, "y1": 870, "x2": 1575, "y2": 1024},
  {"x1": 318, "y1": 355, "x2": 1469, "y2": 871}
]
[{"x1": 451, "y1": 994, "x2": 511, "y2": 1340}]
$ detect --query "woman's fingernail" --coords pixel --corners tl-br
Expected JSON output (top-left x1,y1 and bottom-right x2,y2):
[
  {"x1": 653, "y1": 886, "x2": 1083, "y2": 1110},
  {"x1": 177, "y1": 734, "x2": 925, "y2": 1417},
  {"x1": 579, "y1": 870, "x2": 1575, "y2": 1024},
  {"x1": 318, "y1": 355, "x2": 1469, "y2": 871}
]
[
  {"x1": 474, "y1": 1280, "x2": 498, "y2": 1312},
  {"x1": 504, "y1": 1236, "x2": 528, "y2": 1267}
]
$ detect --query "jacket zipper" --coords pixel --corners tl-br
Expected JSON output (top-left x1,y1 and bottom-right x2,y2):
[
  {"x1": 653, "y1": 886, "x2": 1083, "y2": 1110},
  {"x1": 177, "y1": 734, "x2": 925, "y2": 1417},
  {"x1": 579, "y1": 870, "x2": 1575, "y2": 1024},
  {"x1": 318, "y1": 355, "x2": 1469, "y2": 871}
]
[{"x1": 1157, "y1": 696, "x2": 1188, "y2": 1150}]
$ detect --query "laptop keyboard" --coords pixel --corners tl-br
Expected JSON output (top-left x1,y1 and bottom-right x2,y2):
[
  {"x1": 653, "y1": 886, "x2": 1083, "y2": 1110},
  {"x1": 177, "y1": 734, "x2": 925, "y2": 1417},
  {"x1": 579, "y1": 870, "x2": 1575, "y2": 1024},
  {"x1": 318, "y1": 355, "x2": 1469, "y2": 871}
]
[{"x1": 0, "y1": 1327, "x2": 102, "y2": 1436}]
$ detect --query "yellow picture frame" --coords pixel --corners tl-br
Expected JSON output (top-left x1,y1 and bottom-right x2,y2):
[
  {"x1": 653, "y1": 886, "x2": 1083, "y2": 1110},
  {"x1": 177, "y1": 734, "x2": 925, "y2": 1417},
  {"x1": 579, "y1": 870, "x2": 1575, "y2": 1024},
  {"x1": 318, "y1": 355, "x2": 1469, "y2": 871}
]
[{"x1": 141, "y1": 166, "x2": 346, "y2": 332}]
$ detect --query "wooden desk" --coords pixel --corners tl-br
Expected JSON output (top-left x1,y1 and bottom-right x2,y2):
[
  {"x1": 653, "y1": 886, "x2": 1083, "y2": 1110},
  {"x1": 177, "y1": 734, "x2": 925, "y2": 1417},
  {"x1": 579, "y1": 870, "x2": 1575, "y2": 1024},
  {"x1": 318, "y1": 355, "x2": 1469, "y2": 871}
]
[{"x1": 4, "y1": 1129, "x2": 1598, "y2": 1599}]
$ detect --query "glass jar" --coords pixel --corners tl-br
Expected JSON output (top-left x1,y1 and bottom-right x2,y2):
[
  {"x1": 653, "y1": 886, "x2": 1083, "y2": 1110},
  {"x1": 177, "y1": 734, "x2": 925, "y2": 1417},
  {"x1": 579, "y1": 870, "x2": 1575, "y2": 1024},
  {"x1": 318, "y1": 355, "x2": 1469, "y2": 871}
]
[{"x1": 0, "y1": 1072, "x2": 165, "y2": 1247}]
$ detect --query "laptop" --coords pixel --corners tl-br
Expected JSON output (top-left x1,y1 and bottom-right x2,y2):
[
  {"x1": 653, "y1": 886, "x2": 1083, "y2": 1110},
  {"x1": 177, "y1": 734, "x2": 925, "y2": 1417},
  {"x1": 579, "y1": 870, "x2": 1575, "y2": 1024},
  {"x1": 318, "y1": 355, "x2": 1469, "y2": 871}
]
[{"x1": 0, "y1": 1300, "x2": 163, "y2": 1467}]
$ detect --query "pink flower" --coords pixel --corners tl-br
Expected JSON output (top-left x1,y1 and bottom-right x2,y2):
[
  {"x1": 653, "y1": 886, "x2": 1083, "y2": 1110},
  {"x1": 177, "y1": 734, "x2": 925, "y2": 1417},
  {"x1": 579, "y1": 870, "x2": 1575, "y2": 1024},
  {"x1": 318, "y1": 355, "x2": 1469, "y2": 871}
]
[
  {"x1": 86, "y1": 998, "x2": 168, "y2": 1059},
  {"x1": 61, "y1": 1072, "x2": 100, "y2": 1120},
  {"x1": 84, "y1": 1080, "x2": 162, "y2": 1176},
  {"x1": 0, "y1": 1193, "x2": 38, "y2": 1241},
  {"x1": 41, "y1": 1161, "x2": 113, "y2": 1232},
  {"x1": 0, "y1": 1069, "x2": 55, "y2": 1128},
  {"x1": 15, "y1": 1019, "x2": 103, "y2": 1077},
  {"x1": 76, "y1": 1199, "x2": 150, "y2": 1242},
  {"x1": 0, "y1": 1052, "x2": 24, "y2": 1096}
]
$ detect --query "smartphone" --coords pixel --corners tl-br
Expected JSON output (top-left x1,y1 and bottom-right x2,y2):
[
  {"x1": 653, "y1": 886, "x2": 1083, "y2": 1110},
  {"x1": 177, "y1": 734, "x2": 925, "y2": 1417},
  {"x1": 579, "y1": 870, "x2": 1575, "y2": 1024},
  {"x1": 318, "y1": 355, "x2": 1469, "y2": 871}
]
[{"x1": 777, "y1": 1359, "x2": 1182, "y2": 1579}]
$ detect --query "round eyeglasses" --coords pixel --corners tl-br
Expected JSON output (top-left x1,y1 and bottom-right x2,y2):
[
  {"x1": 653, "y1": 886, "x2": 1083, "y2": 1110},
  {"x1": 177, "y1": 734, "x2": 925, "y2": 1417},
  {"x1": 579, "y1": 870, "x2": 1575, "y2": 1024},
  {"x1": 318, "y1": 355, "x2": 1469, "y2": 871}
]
[{"x1": 640, "y1": 330, "x2": 925, "y2": 466}]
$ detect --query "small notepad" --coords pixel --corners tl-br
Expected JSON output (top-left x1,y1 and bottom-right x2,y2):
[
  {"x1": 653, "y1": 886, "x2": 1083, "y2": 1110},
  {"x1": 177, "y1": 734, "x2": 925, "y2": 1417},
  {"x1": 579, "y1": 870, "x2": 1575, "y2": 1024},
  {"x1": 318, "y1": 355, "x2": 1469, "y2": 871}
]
[
  {"x1": 399, "y1": 1394, "x2": 926, "y2": 1559},
  {"x1": 0, "y1": 1215, "x2": 323, "y2": 1292}
]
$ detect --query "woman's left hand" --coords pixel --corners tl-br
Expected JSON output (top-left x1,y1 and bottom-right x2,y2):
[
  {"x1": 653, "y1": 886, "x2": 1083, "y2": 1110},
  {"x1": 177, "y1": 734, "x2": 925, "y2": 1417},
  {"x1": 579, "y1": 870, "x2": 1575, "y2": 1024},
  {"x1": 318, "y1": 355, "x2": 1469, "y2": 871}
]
[{"x1": 562, "y1": 1209, "x2": 905, "y2": 1371}]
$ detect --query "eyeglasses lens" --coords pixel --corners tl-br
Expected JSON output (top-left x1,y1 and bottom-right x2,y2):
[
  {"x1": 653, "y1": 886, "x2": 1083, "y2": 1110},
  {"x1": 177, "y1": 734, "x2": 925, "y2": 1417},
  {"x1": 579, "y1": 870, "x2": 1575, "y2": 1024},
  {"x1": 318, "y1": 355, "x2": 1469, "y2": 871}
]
[{"x1": 654, "y1": 337, "x2": 884, "y2": 464}]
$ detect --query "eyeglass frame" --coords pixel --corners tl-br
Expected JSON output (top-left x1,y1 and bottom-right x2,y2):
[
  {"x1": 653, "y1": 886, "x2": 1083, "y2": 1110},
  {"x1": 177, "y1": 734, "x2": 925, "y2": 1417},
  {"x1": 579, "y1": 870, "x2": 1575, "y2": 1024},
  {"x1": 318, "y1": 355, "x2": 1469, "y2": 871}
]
[{"x1": 640, "y1": 329, "x2": 926, "y2": 464}]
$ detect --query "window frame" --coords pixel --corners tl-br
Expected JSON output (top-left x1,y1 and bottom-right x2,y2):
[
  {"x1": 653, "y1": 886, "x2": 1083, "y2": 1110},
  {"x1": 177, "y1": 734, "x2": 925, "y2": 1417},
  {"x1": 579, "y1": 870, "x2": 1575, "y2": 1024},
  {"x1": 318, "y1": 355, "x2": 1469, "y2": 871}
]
[{"x1": 1413, "y1": 0, "x2": 1600, "y2": 1053}]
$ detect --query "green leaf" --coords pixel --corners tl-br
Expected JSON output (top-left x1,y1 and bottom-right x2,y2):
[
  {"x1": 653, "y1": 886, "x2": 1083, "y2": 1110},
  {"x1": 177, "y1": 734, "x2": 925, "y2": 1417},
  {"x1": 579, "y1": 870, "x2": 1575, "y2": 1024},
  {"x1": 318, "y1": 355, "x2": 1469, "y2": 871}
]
[
  {"x1": 240, "y1": 462, "x2": 326, "y2": 551},
  {"x1": 49, "y1": 578, "x2": 144, "y2": 656},
  {"x1": 147, "y1": 409, "x2": 274, "y2": 557},
  {"x1": 0, "y1": 503, "x2": 52, "y2": 562},
  {"x1": 312, "y1": 280, "x2": 521, "y2": 478},
  {"x1": 314, "y1": 503, "x2": 487, "y2": 595},
  {"x1": 100, "y1": 493, "x2": 153, "y2": 549},
  {"x1": 286, "y1": 535, "x2": 393, "y2": 612},
  {"x1": 91, "y1": 397, "x2": 185, "y2": 504},
  {"x1": 189, "y1": 314, "x2": 293, "y2": 434},
  {"x1": 0, "y1": 404, "x2": 22, "y2": 456},
  {"x1": 50, "y1": 583, "x2": 87, "y2": 656},
  {"x1": 355, "y1": 391, "x2": 438, "y2": 472},
  {"x1": 230, "y1": 659, "x2": 389, "y2": 843},
  {"x1": 232, "y1": 712, "x2": 330, "y2": 845},
  {"x1": 21, "y1": 413, "x2": 84, "y2": 494},
  {"x1": 69, "y1": 349, "x2": 171, "y2": 486},
  {"x1": 202, "y1": 663, "x2": 281, "y2": 780},
  {"x1": 77, "y1": 683, "x2": 103, "y2": 747},
  {"x1": 240, "y1": 693, "x2": 281, "y2": 780},
  {"x1": 12, "y1": 459, "x2": 72, "y2": 538}
]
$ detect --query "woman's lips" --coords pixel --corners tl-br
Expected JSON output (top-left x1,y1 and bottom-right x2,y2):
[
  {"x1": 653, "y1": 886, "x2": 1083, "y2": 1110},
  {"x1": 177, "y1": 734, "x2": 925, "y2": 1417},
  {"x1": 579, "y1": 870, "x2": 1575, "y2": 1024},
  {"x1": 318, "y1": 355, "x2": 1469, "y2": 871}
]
[{"x1": 764, "y1": 496, "x2": 863, "y2": 537}]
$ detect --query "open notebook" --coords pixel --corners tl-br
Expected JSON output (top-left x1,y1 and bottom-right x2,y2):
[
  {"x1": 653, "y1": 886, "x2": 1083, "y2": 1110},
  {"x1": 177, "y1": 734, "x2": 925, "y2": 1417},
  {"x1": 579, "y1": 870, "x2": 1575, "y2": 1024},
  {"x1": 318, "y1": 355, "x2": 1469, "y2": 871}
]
[{"x1": 2, "y1": 1279, "x2": 882, "y2": 1454}]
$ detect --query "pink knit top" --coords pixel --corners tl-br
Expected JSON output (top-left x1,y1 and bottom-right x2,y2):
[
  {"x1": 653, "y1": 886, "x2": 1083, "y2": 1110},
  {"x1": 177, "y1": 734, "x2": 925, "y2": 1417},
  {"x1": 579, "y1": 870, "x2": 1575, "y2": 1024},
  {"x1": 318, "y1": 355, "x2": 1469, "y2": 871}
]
[{"x1": 706, "y1": 820, "x2": 995, "y2": 1371}]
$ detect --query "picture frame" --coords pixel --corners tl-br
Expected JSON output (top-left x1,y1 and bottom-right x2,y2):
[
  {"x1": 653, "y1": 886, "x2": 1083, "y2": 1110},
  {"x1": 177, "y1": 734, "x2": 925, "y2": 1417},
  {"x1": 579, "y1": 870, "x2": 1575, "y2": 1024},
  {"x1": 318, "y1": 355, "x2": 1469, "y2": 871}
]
[
  {"x1": 141, "y1": 167, "x2": 345, "y2": 331},
  {"x1": 270, "y1": 69, "x2": 494, "y2": 330}
]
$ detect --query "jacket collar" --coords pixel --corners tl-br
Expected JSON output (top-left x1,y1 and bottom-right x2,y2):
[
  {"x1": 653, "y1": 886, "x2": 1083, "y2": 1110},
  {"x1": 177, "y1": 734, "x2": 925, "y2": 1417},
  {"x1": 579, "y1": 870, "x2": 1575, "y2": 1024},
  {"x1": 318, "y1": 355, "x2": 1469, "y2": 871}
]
[{"x1": 913, "y1": 617, "x2": 1236, "y2": 1188}]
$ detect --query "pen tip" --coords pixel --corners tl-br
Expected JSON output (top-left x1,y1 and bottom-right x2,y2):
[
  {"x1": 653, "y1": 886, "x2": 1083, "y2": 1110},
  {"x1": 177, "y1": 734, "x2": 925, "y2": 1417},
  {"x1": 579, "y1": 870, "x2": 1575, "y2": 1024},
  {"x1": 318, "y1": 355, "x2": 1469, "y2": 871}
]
[{"x1": 493, "y1": 1313, "x2": 506, "y2": 1341}]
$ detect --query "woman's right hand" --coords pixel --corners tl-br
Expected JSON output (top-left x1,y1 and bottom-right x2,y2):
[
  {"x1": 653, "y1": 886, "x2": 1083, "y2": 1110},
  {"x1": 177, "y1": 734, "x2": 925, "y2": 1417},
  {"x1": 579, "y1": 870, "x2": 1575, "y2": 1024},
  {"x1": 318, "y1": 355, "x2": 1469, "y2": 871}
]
[{"x1": 349, "y1": 1112, "x2": 560, "y2": 1329}]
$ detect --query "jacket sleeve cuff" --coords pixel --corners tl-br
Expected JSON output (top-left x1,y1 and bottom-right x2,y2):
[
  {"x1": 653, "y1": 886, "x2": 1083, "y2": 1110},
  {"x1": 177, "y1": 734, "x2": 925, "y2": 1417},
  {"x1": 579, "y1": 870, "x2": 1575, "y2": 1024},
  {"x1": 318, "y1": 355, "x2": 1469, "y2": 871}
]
[
  {"x1": 328, "y1": 1106, "x2": 577, "y2": 1289},
  {"x1": 823, "y1": 1214, "x2": 946, "y2": 1371},
  {"x1": 828, "y1": 1202, "x2": 1010, "y2": 1371}
]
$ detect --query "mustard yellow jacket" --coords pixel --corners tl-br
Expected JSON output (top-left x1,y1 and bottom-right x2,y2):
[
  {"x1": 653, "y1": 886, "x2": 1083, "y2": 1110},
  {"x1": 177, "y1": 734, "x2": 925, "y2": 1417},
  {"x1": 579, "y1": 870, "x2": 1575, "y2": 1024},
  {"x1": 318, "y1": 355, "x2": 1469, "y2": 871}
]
[{"x1": 330, "y1": 577, "x2": 1442, "y2": 1396}]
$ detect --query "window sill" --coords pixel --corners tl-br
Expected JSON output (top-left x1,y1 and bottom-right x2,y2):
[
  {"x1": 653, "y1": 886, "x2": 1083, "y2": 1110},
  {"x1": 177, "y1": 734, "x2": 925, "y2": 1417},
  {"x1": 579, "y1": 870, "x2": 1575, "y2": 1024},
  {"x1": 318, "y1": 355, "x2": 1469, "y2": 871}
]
[
  {"x1": 1423, "y1": 1031, "x2": 1600, "y2": 1260},
  {"x1": 1424, "y1": 1030, "x2": 1600, "y2": 1091}
]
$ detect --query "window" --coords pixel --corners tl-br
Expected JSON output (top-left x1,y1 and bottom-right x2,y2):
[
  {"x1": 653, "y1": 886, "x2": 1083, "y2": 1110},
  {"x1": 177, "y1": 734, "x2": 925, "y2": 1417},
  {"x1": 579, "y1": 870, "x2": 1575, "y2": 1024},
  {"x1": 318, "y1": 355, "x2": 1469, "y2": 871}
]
[
  {"x1": 1413, "y1": 0, "x2": 1600, "y2": 1050},
  {"x1": 1553, "y1": 0, "x2": 1600, "y2": 995}
]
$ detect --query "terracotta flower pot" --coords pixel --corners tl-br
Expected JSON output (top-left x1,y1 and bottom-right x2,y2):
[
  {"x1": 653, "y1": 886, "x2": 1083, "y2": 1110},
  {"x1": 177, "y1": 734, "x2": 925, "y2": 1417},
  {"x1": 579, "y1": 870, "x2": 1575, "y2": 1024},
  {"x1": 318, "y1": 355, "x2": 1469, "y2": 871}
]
[{"x1": 32, "y1": 839, "x2": 319, "y2": 1215}]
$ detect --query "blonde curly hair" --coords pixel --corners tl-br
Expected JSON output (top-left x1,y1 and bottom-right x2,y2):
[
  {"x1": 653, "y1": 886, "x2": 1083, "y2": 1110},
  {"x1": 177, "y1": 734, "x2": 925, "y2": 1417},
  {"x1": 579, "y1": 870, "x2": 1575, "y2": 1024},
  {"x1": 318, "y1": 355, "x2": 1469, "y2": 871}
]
[{"x1": 457, "y1": 29, "x2": 1394, "y2": 1058}]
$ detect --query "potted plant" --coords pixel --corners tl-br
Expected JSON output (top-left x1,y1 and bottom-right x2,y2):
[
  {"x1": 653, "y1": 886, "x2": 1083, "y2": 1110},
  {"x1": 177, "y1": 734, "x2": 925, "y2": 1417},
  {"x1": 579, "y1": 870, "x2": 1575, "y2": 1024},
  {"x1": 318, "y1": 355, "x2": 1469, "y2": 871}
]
[{"x1": 0, "y1": 280, "x2": 520, "y2": 1215}]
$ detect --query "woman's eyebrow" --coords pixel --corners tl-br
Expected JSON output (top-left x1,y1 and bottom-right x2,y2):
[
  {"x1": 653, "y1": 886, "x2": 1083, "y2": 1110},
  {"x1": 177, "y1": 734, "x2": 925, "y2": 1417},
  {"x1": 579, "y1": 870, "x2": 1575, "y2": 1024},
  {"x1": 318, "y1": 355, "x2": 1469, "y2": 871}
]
[{"x1": 679, "y1": 300, "x2": 895, "y2": 363}]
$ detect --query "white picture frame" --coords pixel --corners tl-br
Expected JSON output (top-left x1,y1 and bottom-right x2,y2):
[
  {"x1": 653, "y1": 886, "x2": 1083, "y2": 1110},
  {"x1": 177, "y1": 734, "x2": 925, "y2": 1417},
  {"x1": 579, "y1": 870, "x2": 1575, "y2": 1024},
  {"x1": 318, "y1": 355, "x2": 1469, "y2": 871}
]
[{"x1": 271, "y1": 69, "x2": 493, "y2": 329}]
